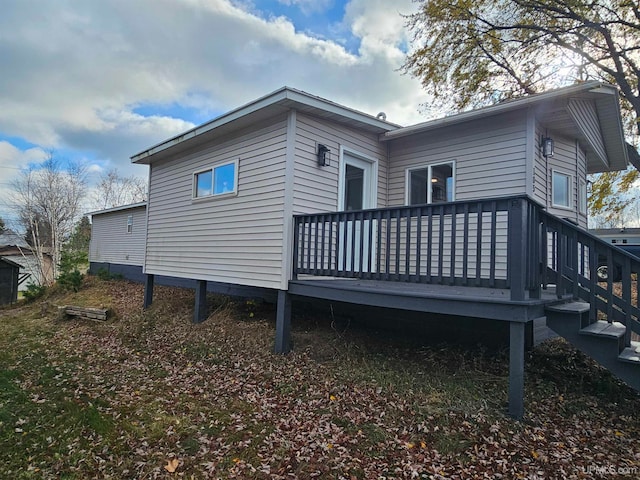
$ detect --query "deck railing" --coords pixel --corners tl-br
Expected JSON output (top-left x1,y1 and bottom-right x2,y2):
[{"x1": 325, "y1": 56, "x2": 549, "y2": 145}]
[
  {"x1": 292, "y1": 194, "x2": 640, "y2": 340},
  {"x1": 292, "y1": 196, "x2": 541, "y2": 301},
  {"x1": 540, "y1": 211, "x2": 640, "y2": 344}
]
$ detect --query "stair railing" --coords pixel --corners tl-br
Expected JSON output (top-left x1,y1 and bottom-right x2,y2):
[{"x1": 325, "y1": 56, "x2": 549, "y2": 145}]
[{"x1": 537, "y1": 207, "x2": 640, "y2": 345}]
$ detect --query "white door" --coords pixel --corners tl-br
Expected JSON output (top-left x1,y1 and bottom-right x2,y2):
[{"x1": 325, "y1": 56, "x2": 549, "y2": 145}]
[{"x1": 339, "y1": 152, "x2": 377, "y2": 272}]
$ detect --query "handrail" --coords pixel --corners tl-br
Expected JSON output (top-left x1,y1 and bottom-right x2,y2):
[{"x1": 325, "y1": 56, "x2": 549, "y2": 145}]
[
  {"x1": 292, "y1": 195, "x2": 540, "y2": 301},
  {"x1": 538, "y1": 209, "x2": 640, "y2": 344}
]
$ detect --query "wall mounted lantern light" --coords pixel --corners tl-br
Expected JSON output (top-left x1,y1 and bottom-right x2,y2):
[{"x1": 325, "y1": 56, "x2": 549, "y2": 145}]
[
  {"x1": 317, "y1": 144, "x2": 330, "y2": 167},
  {"x1": 541, "y1": 136, "x2": 554, "y2": 158}
]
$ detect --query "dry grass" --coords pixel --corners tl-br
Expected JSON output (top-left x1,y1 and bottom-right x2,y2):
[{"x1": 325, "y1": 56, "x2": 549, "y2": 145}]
[{"x1": 0, "y1": 277, "x2": 638, "y2": 479}]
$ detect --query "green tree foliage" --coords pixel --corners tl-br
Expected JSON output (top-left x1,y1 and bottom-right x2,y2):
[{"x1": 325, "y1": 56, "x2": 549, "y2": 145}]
[
  {"x1": 66, "y1": 216, "x2": 91, "y2": 254},
  {"x1": 404, "y1": 0, "x2": 640, "y2": 224},
  {"x1": 57, "y1": 217, "x2": 91, "y2": 292},
  {"x1": 57, "y1": 250, "x2": 86, "y2": 292}
]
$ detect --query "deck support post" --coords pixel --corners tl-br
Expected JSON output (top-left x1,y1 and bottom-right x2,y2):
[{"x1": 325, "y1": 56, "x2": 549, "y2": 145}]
[
  {"x1": 509, "y1": 321, "x2": 526, "y2": 419},
  {"x1": 275, "y1": 290, "x2": 292, "y2": 354},
  {"x1": 194, "y1": 280, "x2": 208, "y2": 323},
  {"x1": 143, "y1": 274, "x2": 154, "y2": 309}
]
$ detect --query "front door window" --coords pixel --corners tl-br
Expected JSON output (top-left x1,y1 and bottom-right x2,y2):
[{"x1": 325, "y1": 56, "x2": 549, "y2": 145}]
[{"x1": 345, "y1": 164, "x2": 364, "y2": 211}]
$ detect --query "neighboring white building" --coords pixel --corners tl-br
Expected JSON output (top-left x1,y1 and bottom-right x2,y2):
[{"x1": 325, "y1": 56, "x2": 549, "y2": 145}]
[
  {"x1": 0, "y1": 229, "x2": 53, "y2": 290},
  {"x1": 88, "y1": 202, "x2": 147, "y2": 279}
]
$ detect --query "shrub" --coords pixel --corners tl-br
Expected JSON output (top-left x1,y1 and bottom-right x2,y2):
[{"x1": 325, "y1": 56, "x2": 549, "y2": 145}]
[
  {"x1": 57, "y1": 250, "x2": 86, "y2": 292},
  {"x1": 23, "y1": 283, "x2": 47, "y2": 302},
  {"x1": 95, "y1": 268, "x2": 122, "y2": 281}
]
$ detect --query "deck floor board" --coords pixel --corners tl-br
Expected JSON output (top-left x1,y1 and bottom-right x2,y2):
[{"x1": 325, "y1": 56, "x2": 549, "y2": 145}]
[{"x1": 289, "y1": 278, "x2": 567, "y2": 322}]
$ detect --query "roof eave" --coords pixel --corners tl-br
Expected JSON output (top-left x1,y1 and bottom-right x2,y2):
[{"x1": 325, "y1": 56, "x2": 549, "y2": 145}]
[
  {"x1": 131, "y1": 87, "x2": 400, "y2": 164},
  {"x1": 0, "y1": 256, "x2": 23, "y2": 268},
  {"x1": 87, "y1": 201, "x2": 148, "y2": 217},
  {"x1": 593, "y1": 87, "x2": 628, "y2": 172},
  {"x1": 379, "y1": 81, "x2": 608, "y2": 142}
]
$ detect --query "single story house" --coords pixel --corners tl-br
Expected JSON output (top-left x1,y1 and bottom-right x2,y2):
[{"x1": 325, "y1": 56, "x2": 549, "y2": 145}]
[
  {"x1": 88, "y1": 202, "x2": 148, "y2": 281},
  {"x1": 90, "y1": 82, "x2": 639, "y2": 418}
]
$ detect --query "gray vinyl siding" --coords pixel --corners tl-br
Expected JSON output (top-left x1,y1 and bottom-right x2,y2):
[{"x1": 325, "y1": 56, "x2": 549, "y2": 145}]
[
  {"x1": 567, "y1": 98, "x2": 607, "y2": 164},
  {"x1": 144, "y1": 115, "x2": 288, "y2": 289},
  {"x1": 90, "y1": 206, "x2": 147, "y2": 266},
  {"x1": 293, "y1": 112, "x2": 388, "y2": 215},
  {"x1": 533, "y1": 124, "x2": 547, "y2": 206},
  {"x1": 546, "y1": 135, "x2": 587, "y2": 226},
  {"x1": 387, "y1": 110, "x2": 528, "y2": 205},
  {"x1": 384, "y1": 112, "x2": 527, "y2": 281},
  {"x1": 576, "y1": 142, "x2": 588, "y2": 226},
  {"x1": 534, "y1": 120, "x2": 588, "y2": 228}
]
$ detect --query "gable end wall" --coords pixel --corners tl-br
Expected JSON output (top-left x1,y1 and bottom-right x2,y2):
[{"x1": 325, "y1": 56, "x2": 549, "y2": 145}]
[
  {"x1": 534, "y1": 121, "x2": 588, "y2": 228},
  {"x1": 144, "y1": 115, "x2": 289, "y2": 289}
]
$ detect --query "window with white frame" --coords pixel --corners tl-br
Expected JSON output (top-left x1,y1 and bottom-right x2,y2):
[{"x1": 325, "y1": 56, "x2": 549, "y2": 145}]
[
  {"x1": 126, "y1": 215, "x2": 133, "y2": 234},
  {"x1": 193, "y1": 160, "x2": 238, "y2": 199},
  {"x1": 407, "y1": 162, "x2": 454, "y2": 205},
  {"x1": 579, "y1": 179, "x2": 587, "y2": 214},
  {"x1": 552, "y1": 171, "x2": 571, "y2": 208}
]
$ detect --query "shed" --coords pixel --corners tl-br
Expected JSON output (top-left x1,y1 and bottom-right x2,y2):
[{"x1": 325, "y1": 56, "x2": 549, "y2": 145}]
[{"x1": 0, "y1": 257, "x2": 21, "y2": 305}]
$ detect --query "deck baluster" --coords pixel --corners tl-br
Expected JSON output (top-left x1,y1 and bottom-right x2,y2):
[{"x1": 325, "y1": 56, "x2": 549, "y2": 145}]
[
  {"x1": 462, "y1": 203, "x2": 469, "y2": 286},
  {"x1": 415, "y1": 210, "x2": 422, "y2": 282},
  {"x1": 449, "y1": 203, "x2": 457, "y2": 286},
  {"x1": 475, "y1": 207, "x2": 483, "y2": 287},
  {"x1": 437, "y1": 205, "x2": 444, "y2": 284},
  {"x1": 489, "y1": 202, "x2": 497, "y2": 288}
]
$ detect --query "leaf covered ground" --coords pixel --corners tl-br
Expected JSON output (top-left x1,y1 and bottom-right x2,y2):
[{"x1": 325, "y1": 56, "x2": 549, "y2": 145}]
[{"x1": 0, "y1": 277, "x2": 638, "y2": 479}]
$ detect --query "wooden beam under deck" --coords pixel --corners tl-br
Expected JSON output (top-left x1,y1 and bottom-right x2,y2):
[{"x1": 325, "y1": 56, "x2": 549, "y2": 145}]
[{"x1": 288, "y1": 278, "x2": 566, "y2": 322}]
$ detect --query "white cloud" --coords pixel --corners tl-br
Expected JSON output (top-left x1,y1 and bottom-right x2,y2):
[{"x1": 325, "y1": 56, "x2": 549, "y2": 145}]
[
  {"x1": 0, "y1": 142, "x2": 48, "y2": 169},
  {"x1": 0, "y1": 0, "x2": 428, "y2": 175},
  {"x1": 0, "y1": 142, "x2": 50, "y2": 228}
]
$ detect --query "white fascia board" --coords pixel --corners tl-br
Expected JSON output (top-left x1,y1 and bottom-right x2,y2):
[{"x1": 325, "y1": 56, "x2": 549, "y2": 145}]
[
  {"x1": 595, "y1": 88, "x2": 629, "y2": 171},
  {"x1": 131, "y1": 87, "x2": 291, "y2": 163},
  {"x1": 86, "y1": 201, "x2": 147, "y2": 217},
  {"x1": 381, "y1": 81, "x2": 612, "y2": 142},
  {"x1": 131, "y1": 87, "x2": 400, "y2": 164},
  {"x1": 283, "y1": 88, "x2": 402, "y2": 131}
]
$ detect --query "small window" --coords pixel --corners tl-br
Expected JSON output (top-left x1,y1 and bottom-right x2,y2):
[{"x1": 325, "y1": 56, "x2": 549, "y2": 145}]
[
  {"x1": 194, "y1": 170, "x2": 213, "y2": 197},
  {"x1": 407, "y1": 162, "x2": 454, "y2": 205},
  {"x1": 579, "y1": 179, "x2": 587, "y2": 214},
  {"x1": 552, "y1": 171, "x2": 571, "y2": 208},
  {"x1": 193, "y1": 161, "x2": 238, "y2": 199},
  {"x1": 126, "y1": 215, "x2": 133, "y2": 234}
]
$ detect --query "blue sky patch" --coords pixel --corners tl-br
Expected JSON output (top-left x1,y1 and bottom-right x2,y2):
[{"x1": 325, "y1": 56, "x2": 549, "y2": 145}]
[
  {"x1": 250, "y1": 0, "x2": 360, "y2": 54},
  {"x1": 0, "y1": 134, "x2": 39, "y2": 152}
]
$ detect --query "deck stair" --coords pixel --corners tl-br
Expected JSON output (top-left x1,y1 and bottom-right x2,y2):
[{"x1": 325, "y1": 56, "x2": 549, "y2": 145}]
[{"x1": 545, "y1": 301, "x2": 640, "y2": 391}]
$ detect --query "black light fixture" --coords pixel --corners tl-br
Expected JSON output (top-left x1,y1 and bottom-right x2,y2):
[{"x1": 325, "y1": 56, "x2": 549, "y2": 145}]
[
  {"x1": 541, "y1": 135, "x2": 554, "y2": 158},
  {"x1": 317, "y1": 144, "x2": 330, "y2": 167}
]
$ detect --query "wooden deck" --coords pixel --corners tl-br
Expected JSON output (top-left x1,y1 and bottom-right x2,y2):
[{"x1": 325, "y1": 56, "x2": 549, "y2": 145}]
[{"x1": 289, "y1": 277, "x2": 567, "y2": 322}]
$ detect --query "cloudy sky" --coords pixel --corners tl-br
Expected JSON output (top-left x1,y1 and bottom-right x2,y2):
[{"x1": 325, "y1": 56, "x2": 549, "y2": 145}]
[{"x1": 0, "y1": 0, "x2": 432, "y2": 226}]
